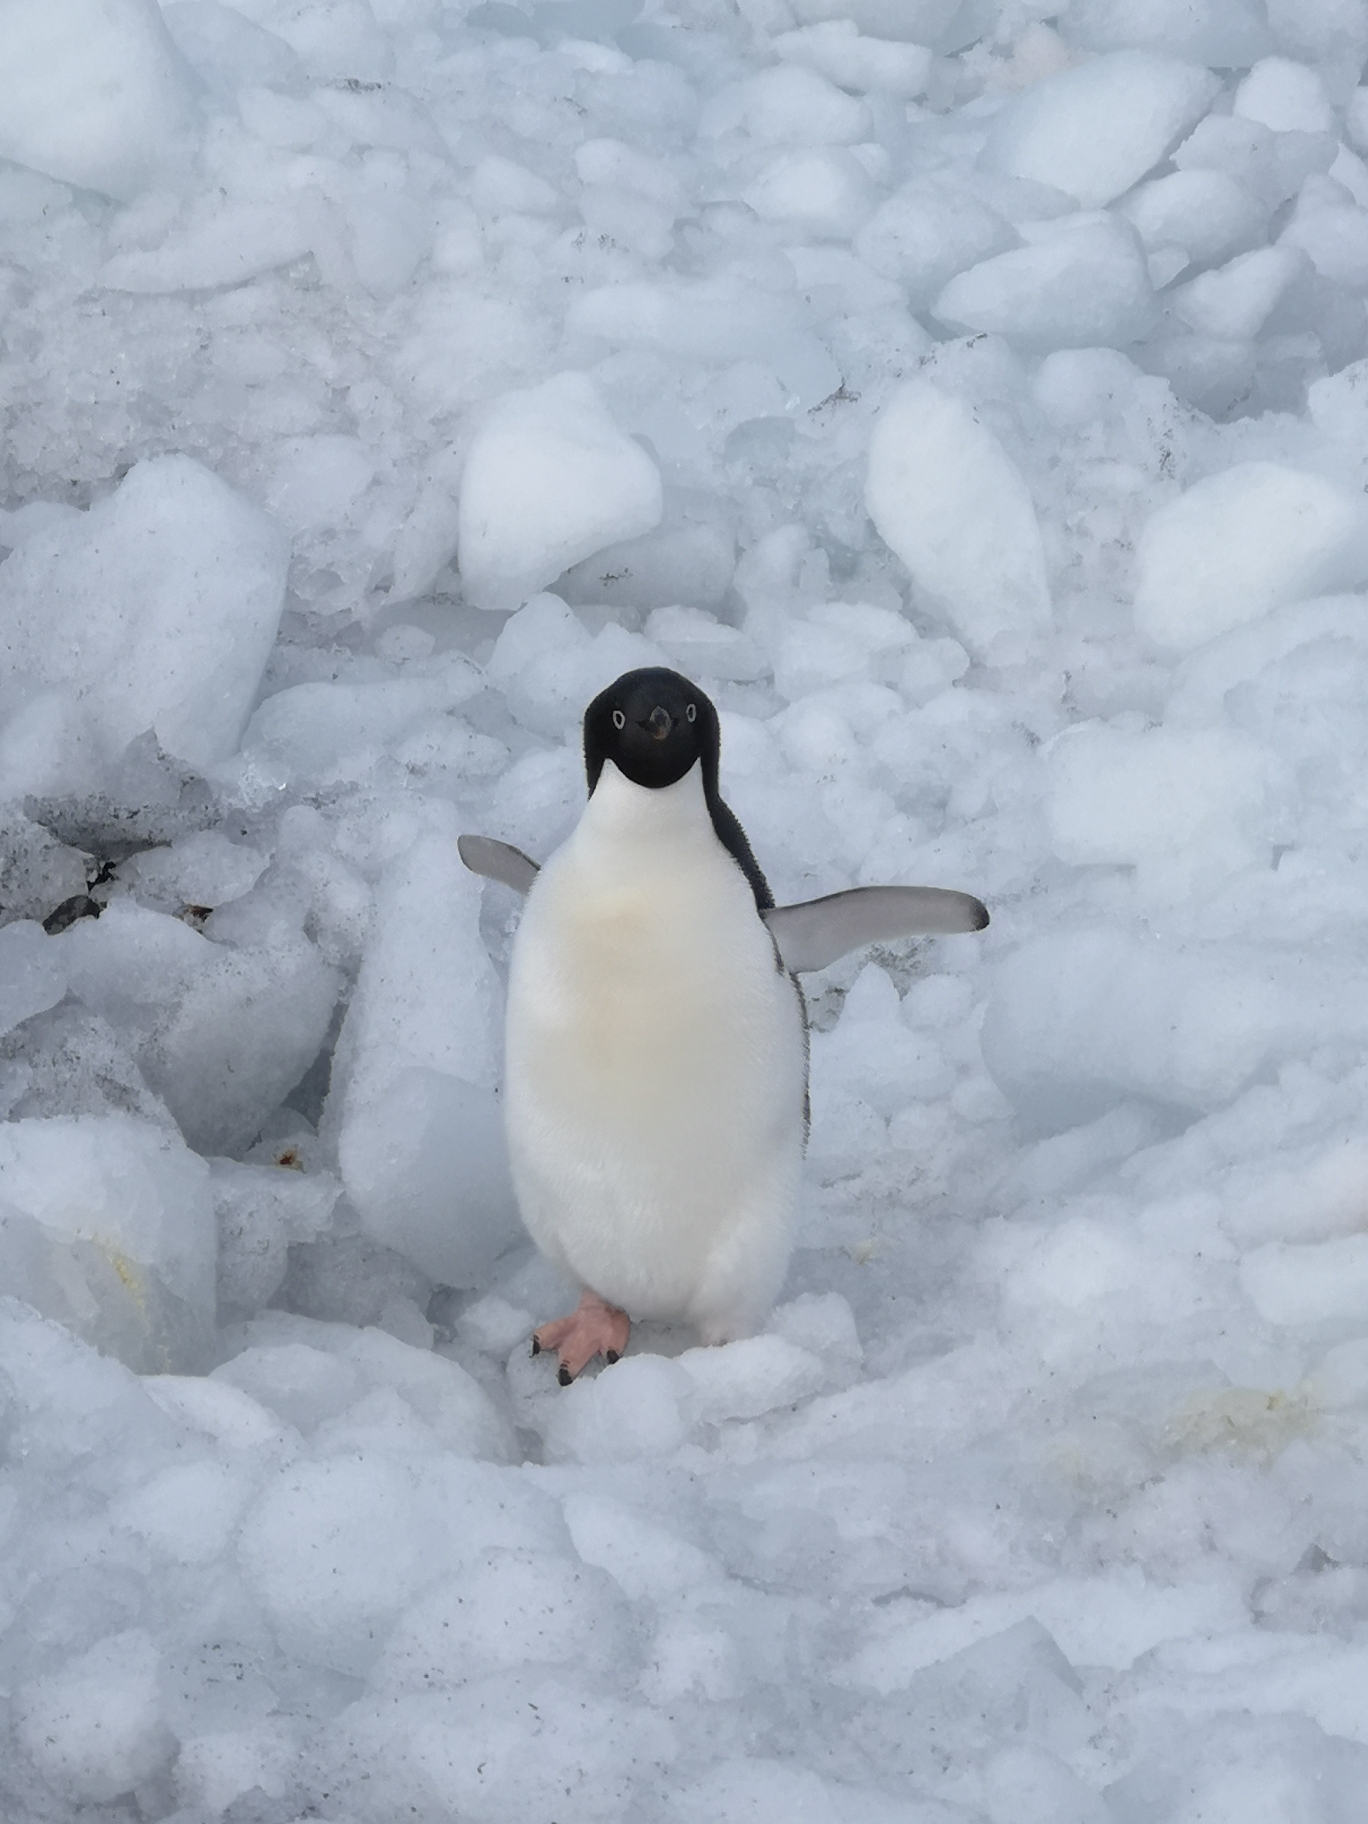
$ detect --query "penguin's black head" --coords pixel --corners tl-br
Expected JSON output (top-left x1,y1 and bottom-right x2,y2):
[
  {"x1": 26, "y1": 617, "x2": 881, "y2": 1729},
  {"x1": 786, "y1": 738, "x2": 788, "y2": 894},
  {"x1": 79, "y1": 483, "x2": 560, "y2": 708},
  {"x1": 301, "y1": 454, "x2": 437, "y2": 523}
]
[{"x1": 583, "y1": 667, "x2": 718, "y2": 793}]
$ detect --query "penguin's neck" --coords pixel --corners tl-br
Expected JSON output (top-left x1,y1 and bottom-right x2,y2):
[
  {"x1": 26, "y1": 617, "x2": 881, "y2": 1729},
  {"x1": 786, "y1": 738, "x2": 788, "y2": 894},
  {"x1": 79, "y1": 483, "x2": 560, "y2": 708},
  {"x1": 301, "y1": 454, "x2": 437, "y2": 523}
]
[{"x1": 575, "y1": 758, "x2": 718, "y2": 861}]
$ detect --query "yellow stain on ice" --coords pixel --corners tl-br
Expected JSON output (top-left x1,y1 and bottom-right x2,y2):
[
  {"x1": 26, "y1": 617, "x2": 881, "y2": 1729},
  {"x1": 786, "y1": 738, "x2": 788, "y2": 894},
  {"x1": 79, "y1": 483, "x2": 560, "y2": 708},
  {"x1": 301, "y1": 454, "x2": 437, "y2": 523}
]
[
  {"x1": 105, "y1": 1248, "x2": 148, "y2": 1320},
  {"x1": 1165, "y1": 1385, "x2": 1316, "y2": 1464}
]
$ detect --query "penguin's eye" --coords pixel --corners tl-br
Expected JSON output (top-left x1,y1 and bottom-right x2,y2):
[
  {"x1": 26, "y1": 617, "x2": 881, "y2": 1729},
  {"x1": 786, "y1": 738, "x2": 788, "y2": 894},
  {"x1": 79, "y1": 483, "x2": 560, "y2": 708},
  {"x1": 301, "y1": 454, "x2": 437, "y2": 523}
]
[
  {"x1": 612, "y1": 709, "x2": 626, "y2": 730},
  {"x1": 686, "y1": 703, "x2": 697, "y2": 722}
]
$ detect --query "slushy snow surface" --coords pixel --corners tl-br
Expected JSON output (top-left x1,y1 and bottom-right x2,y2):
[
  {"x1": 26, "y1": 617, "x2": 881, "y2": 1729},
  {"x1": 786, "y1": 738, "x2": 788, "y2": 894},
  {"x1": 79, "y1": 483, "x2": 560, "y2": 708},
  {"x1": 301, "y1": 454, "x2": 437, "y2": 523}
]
[{"x1": 4, "y1": 0, "x2": 1368, "y2": 1819}]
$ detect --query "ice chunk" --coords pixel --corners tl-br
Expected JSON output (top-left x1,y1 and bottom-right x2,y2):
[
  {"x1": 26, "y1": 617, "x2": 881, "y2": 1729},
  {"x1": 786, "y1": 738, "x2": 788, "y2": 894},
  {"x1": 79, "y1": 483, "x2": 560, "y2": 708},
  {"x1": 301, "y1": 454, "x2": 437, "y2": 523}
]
[
  {"x1": 980, "y1": 52, "x2": 1220, "y2": 209},
  {"x1": 772, "y1": 599, "x2": 919, "y2": 700},
  {"x1": 702, "y1": 63, "x2": 871, "y2": 146},
  {"x1": 934, "y1": 216, "x2": 1154, "y2": 350},
  {"x1": 560, "y1": 493, "x2": 738, "y2": 617},
  {"x1": 0, "y1": 921, "x2": 66, "y2": 1038},
  {"x1": 1242, "y1": 1234, "x2": 1368, "y2": 1330},
  {"x1": 1120, "y1": 169, "x2": 1267, "y2": 268},
  {"x1": 1061, "y1": 0, "x2": 1272, "y2": 65},
  {"x1": 485, "y1": 592, "x2": 665, "y2": 737},
  {"x1": 1280, "y1": 194, "x2": 1368, "y2": 289},
  {"x1": 328, "y1": 817, "x2": 521, "y2": 1287},
  {"x1": 150, "y1": 1373, "x2": 282, "y2": 1458},
  {"x1": 1170, "y1": 245, "x2": 1304, "y2": 339},
  {"x1": 1133, "y1": 463, "x2": 1368, "y2": 652},
  {"x1": 211, "y1": 1157, "x2": 339, "y2": 1321},
  {"x1": 216, "y1": 1319, "x2": 514, "y2": 1457},
  {"x1": 856, "y1": 179, "x2": 1019, "y2": 308},
  {"x1": 376, "y1": 1548, "x2": 629, "y2": 1689},
  {"x1": 173, "y1": 1722, "x2": 298, "y2": 1817},
  {"x1": 118, "y1": 830, "x2": 268, "y2": 915},
  {"x1": 312, "y1": 1678, "x2": 676, "y2": 1824},
  {"x1": 278, "y1": 1230, "x2": 434, "y2": 1330},
  {"x1": 101, "y1": 197, "x2": 313, "y2": 293},
  {"x1": 543, "y1": 1354, "x2": 700, "y2": 1462},
  {"x1": 213, "y1": 1339, "x2": 361, "y2": 1433},
  {"x1": 59, "y1": 902, "x2": 340, "y2": 1157},
  {"x1": 1045, "y1": 720, "x2": 1291, "y2": 896},
  {"x1": 774, "y1": 22, "x2": 933, "y2": 98},
  {"x1": 237, "y1": 1455, "x2": 450, "y2": 1675},
  {"x1": 563, "y1": 1489, "x2": 722, "y2": 1597},
  {"x1": 848, "y1": 1619, "x2": 1090, "y2": 1770},
  {"x1": 469, "y1": 153, "x2": 558, "y2": 217},
  {"x1": 568, "y1": 272, "x2": 842, "y2": 411},
  {"x1": 457, "y1": 372, "x2": 663, "y2": 611},
  {"x1": 0, "y1": 457, "x2": 289, "y2": 780},
  {"x1": 743, "y1": 148, "x2": 875, "y2": 239},
  {"x1": 671, "y1": 1759, "x2": 939, "y2": 1824},
  {"x1": 0, "y1": 1113, "x2": 216, "y2": 1371},
  {"x1": 0, "y1": 814, "x2": 89, "y2": 929},
  {"x1": 265, "y1": 434, "x2": 377, "y2": 535},
  {"x1": 1234, "y1": 58, "x2": 1336, "y2": 135},
  {"x1": 0, "y1": 0, "x2": 198, "y2": 202},
  {"x1": 1309, "y1": 356, "x2": 1368, "y2": 442},
  {"x1": 790, "y1": 0, "x2": 960, "y2": 46},
  {"x1": 675, "y1": 1333, "x2": 827, "y2": 1423},
  {"x1": 1111, "y1": 1716, "x2": 1368, "y2": 1824},
  {"x1": 243, "y1": 670, "x2": 481, "y2": 784},
  {"x1": 982, "y1": 930, "x2": 1353, "y2": 1130},
  {"x1": 14, "y1": 1630, "x2": 175, "y2": 1801},
  {"x1": 865, "y1": 378, "x2": 1052, "y2": 657},
  {"x1": 239, "y1": 1450, "x2": 551, "y2": 1675},
  {"x1": 109, "y1": 1456, "x2": 256, "y2": 1565},
  {"x1": 161, "y1": 0, "x2": 305, "y2": 94}
]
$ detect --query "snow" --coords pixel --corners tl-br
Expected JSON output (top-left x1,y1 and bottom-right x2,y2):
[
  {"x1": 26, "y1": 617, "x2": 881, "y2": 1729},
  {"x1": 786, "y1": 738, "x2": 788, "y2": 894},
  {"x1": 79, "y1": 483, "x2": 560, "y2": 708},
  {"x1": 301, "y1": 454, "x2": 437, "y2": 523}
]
[{"x1": 2, "y1": 2, "x2": 1368, "y2": 1819}]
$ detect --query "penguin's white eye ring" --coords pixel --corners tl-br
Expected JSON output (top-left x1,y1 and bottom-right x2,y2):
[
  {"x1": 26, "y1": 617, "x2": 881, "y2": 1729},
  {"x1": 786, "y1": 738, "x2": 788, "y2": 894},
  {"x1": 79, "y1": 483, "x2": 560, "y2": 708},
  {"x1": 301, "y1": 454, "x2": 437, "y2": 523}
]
[
  {"x1": 612, "y1": 709, "x2": 626, "y2": 729},
  {"x1": 686, "y1": 703, "x2": 697, "y2": 722}
]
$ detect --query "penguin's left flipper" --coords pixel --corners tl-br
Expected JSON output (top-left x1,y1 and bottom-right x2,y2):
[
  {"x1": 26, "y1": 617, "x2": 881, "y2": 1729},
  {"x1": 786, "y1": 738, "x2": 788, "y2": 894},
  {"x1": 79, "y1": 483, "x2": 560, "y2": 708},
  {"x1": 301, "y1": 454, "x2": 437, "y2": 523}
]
[
  {"x1": 763, "y1": 884, "x2": 989, "y2": 975},
  {"x1": 458, "y1": 834, "x2": 541, "y2": 894}
]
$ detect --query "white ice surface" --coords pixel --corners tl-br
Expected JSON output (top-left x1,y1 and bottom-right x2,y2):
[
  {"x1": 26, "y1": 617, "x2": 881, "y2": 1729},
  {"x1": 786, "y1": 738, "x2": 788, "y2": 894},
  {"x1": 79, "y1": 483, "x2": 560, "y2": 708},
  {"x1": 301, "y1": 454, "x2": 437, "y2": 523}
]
[{"x1": 2, "y1": 5, "x2": 1368, "y2": 1821}]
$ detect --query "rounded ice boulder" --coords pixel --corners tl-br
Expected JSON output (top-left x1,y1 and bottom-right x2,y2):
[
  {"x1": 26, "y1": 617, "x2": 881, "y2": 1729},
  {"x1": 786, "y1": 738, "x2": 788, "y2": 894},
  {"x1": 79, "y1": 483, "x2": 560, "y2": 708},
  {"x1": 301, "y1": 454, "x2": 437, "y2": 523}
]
[
  {"x1": 933, "y1": 216, "x2": 1153, "y2": 350},
  {"x1": 1133, "y1": 463, "x2": 1368, "y2": 652},
  {"x1": 0, "y1": 0, "x2": 198, "y2": 202},
  {"x1": 865, "y1": 379, "x2": 1051, "y2": 656},
  {"x1": 457, "y1": 372, "x2": 662, "y2": 612},
  {"x1": 0, "y1": 455, "x2": 290, "y2": 779},
  {"x1": 980, "y1": 51, "x2": 1220, "y2": 209}
]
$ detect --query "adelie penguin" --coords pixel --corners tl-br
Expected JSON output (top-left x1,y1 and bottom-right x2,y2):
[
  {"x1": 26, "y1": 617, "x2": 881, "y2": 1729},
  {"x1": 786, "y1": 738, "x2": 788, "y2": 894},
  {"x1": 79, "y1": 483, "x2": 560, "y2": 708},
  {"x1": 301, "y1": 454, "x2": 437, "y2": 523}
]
[{"x1": 459, "y1": 667, "x2": 987, "y2": 1384}]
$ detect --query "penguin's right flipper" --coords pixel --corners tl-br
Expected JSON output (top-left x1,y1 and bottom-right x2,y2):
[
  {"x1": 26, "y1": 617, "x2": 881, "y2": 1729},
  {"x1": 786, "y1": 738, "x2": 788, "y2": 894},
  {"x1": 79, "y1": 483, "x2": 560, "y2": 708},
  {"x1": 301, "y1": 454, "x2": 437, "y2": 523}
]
[
  {"x1": 458, "y1": 834, "x2": 541, "y2": 894},
  {"x1": 764, "y1": 884, "x2": 989, "y2": 974}
]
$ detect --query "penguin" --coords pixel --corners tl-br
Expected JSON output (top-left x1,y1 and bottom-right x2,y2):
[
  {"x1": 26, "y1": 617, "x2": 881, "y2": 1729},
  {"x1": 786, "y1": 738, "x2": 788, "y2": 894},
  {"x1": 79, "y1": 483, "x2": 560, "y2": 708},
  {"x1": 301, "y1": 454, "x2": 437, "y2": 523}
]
[{"x1": 460, "y1": 667, "x2": 987, "y2": 1383}]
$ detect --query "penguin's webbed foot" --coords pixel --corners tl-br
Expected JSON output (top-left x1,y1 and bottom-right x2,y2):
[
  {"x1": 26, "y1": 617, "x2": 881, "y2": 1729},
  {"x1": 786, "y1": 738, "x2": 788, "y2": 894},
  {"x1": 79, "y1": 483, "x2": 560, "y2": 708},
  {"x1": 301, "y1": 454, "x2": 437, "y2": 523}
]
[{"x1": 532, "y1": 1290, "x2": 630, "y2": 1384}]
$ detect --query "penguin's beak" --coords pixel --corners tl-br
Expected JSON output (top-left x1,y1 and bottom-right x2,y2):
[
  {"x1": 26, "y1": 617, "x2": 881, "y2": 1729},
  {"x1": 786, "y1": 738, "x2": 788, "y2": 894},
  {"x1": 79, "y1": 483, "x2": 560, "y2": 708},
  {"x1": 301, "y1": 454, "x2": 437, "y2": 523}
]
[{"x1": 645, "y1": 705, "x2": 673, "y2": 740}]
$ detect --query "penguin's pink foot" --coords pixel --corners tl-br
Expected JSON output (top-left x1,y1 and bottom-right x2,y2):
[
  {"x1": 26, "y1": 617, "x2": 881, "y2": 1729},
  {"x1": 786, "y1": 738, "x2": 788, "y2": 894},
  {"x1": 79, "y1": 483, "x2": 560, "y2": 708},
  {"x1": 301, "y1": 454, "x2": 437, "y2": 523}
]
[{"x1": 532, "y1": 1290, "x2": 631, "y2": 1385}]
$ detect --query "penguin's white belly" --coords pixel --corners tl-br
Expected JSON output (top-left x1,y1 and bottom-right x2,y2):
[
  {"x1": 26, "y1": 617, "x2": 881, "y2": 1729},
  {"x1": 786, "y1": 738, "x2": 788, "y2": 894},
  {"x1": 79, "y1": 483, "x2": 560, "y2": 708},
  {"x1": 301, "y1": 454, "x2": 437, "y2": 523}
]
[{"x1": 504, "y1": 795, "x2": 805, "y2": 1339}]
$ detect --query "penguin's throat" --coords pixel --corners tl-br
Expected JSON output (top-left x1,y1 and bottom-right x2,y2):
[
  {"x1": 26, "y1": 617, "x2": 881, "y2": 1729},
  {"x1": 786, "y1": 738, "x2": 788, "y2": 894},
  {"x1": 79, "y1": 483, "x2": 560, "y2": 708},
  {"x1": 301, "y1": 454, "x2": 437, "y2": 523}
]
[{"x1": 582, "y1": 756, "x2": 712, "y2": 849}]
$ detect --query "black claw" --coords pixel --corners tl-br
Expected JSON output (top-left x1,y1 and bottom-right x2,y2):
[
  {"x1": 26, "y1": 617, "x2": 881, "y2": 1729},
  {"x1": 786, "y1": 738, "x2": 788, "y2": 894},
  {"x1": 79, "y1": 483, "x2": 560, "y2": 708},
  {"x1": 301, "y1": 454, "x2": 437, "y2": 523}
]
[
  {"x1": 605, "y1": 1350, "x2": 620, "y2": 1364},
  {"x1": 558, "y1": 1364, "x2": 573, "y2": 1386},
  {"x1": 530, "y1": 1335, "x2": 541, "y2": 1356}
]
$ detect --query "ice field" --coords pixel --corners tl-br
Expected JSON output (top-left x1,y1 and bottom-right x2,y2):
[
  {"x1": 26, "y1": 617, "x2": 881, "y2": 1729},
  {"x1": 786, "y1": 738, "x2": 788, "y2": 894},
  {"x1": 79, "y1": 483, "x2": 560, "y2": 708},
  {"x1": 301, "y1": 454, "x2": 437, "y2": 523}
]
[{"x1": 5, "y1": 0, "x2": 1368, "y2": 1816}]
